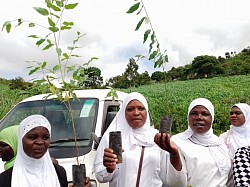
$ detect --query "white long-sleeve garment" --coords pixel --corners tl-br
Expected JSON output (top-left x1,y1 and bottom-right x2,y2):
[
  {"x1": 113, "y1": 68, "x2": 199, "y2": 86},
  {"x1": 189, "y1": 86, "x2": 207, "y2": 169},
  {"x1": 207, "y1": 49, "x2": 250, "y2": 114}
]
[
  {"x1": 167, "y1": 98, "x2": 231, "y2": 187},
  {"x1": 169, "y1": 134, "x2": 230, "y2": 187},
  {"x1": 93, "y1": 92, "x2": 185, "y2": 187},
  {"x1": 95, "y1": 141, "x2": 167, "y2": 187}
]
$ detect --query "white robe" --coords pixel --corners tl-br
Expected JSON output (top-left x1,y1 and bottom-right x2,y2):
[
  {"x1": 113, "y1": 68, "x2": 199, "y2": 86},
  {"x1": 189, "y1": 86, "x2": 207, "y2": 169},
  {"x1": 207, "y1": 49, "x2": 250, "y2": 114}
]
[
  {"x1": 169, "y1": 134, "x2": 230, "y2": 187},
  {"x1": 93, "y1": 92, "x2": 186, "y2": 187}
]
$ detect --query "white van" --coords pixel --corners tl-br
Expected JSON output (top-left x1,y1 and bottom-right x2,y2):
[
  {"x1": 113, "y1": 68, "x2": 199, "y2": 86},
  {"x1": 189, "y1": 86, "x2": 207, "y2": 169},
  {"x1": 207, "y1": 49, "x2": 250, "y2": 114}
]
[{"x1": 0, "y1": 89, "x2": 128, "y2": 186}]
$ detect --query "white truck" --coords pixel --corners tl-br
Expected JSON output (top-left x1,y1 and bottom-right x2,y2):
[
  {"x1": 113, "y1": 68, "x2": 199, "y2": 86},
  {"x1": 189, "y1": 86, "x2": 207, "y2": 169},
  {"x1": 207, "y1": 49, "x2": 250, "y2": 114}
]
[{"x1": 0, "y1": 89, "x2": 128, "y2": 186}]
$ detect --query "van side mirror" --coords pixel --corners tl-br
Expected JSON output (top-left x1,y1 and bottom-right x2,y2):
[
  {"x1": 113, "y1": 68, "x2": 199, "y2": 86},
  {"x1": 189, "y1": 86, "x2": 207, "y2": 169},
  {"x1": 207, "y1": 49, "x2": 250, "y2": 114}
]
[{"x1": 92, "y1": 132, "x2": 100, "y2": 150}]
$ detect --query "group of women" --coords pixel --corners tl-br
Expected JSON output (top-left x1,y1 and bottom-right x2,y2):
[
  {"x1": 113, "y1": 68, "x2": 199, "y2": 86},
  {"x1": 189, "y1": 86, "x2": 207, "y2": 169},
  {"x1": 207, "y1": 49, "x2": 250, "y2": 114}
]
[
  {"x1": 93, "y1": 92, "x2": 250, "y2": 187},
  {"x1": 0, "y1": 92, "x2": 250, "y2": 186}
]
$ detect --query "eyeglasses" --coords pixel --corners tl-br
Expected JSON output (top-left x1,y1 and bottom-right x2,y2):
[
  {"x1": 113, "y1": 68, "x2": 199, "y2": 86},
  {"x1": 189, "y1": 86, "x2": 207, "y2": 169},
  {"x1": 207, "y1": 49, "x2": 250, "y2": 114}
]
[{"x1": 229, "y1": 111, "x2": 243, "y2": 116}]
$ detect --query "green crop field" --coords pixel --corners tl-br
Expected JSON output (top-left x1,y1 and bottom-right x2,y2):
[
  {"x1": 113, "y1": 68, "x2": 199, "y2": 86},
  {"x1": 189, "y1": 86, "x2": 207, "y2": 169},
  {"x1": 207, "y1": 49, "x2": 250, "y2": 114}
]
[
  {"x1": 0, "y1": 84, "x2": 29, "y2": 120},
  {"x1": 122, "y1": 75, "x2": 250, "y2": 135},
  {"x1": 1, "y1": 75, "x2": 250, "y2": 135}
]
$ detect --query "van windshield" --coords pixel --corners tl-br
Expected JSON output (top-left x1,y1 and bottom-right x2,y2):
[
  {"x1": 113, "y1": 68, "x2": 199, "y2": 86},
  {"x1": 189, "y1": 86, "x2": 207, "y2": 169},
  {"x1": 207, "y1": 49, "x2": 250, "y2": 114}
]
[{"x1": 0, "y1": 98, "x2": 98, "y2": 157}]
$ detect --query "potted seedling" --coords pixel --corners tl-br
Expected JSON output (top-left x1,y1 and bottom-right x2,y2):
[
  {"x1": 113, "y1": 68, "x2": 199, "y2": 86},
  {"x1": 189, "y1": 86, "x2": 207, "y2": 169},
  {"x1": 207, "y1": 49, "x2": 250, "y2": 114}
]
[{"x1": 2, "y1": 1, "x2": 98, "y2": 186}]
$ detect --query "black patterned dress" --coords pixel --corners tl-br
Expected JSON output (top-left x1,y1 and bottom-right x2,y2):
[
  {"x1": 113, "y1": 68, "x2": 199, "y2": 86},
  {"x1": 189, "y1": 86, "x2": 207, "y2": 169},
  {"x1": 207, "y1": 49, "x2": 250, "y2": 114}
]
[{"x1": 233, "y1": 146, "x2": 250, "y2": 186}]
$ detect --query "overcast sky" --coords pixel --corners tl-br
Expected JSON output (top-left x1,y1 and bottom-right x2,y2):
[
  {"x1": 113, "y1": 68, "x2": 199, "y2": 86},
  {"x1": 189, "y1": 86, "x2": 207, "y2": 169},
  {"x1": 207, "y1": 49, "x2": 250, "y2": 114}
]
[{"x1": 1, "y1": 0, "x2": 250, "y2": 83}]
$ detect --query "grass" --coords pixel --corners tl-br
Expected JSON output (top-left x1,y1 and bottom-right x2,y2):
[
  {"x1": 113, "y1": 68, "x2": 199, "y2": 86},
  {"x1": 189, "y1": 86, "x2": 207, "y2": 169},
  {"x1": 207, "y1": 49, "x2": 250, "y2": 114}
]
[{"x1": 1, "y1": 74, "x2": 250, "y2": 135}]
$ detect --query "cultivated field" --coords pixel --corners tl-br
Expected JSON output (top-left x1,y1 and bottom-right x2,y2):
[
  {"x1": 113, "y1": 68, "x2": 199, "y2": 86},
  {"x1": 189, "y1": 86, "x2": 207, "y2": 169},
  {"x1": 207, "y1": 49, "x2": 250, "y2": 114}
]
[
  {"x1": 122, "y1": 75, "x2": 250, "y2": 135},
  {"x1": 1, "y1": 75, "x2": 250, "y2": 135}
]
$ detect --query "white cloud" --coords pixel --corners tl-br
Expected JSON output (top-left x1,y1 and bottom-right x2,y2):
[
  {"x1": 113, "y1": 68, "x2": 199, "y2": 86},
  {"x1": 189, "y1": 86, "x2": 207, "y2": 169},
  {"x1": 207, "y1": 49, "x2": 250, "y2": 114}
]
[{"x1": 1, "y1": 0, "x2": 250, "y2": 82}]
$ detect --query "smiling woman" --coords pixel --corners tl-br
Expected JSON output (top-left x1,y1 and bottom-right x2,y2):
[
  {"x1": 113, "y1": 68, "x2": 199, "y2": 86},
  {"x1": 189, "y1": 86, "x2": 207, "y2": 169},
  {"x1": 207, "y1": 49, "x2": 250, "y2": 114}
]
[
  {"x1": 0, "y1": 115, "x2": 68, "y2": 187},
  {"x1": 93, "y1": 92, "x2": 185, "y2": 187},
  {"x1": 219, "y1": 103, "x2": 250, "y2": 186},
  {"x1": 166, "y1": 98, "x2": 231, "y2": 187}
]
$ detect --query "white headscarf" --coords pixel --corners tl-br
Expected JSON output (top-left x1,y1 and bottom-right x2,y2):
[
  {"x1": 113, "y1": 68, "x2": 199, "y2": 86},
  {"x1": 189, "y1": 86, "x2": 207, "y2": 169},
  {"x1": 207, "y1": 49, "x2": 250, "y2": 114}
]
[
  {"x1": 94, "y1": 92, "x2": 157, "y2": 173},
  {"x1": 227, "y1": 103, "x2": 250, "y2": 159},
  {"x1": 180, "y1": 98, "x2": 230, "y2": 175},
  {"x1": 11, "y1": 115, "x2": 61, "y2": 187}
]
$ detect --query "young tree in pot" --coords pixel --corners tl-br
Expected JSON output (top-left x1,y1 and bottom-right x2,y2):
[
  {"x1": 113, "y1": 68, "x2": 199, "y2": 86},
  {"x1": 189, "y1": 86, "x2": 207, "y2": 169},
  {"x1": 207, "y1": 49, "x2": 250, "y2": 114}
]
[{"x1": 2, "y1": 1, "x2": 97, "y2": 186}]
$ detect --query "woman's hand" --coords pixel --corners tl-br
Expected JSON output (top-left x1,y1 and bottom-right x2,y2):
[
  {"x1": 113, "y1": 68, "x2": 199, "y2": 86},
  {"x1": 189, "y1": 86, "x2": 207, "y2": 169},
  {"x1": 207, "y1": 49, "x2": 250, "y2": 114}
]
[
  {"x1": 103, "y1": 148, "x2": 118, "y2": 173},
  {"x1": 154, "y1": 133, "x2": 178, "y2": 154},
  {"x1": 154, "y1": 133, "x2": 182, "y2": 171},
  {"x1": 84, "y1": 177, "x2": 90, "y2": 187}
]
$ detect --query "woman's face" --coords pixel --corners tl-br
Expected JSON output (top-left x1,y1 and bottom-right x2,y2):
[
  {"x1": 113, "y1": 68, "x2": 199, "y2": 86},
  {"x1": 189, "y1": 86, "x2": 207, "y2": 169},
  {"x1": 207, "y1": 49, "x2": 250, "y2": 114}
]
[
  {"x1": 0, "y1": 141, "x2": 14, "y2": 161},
  {"x1": 229, "y1": 106, "x2": 245, "y2": 127},
  {"x1": 188, "y1": 105, "x2": 212, "y2": 134},
  {"x1": 22, "y1": 126, "x2": 50, "y2": 159},
  {"x1": 125, "y1": 100, "x2": 147, "y2": 129}
]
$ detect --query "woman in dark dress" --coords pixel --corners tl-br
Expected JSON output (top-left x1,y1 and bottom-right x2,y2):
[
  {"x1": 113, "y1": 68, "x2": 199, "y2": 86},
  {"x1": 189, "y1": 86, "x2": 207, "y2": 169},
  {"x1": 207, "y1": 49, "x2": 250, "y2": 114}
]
[{"x1": 0, "y1": 115, "x2": 90, "y2": 187}]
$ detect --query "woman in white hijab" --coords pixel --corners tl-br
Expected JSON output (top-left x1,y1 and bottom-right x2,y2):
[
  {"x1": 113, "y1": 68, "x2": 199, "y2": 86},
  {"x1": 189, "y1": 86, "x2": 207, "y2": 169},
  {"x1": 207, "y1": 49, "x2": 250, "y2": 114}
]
[
  {"x1": 220, "y1": 103, "x2": 250, "y2": 159},
  {"x1": 156, "y1": 98, "x2": 231, "y2": 187},
  {"x1": 0, "y1": 115, "x2": 67, "y2": 187},
  {"x1": 219, "y1": 103, "x2": 250, "y2": 186},
  {"x1": 93, "y1": 92, "x2": 185, "y2": 187}
]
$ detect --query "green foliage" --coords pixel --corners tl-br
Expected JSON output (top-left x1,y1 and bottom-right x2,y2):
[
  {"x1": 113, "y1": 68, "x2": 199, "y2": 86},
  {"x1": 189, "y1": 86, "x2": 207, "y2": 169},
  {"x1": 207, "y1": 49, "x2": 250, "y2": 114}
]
[
  {"x1": 126, "y1": 0, "x2": 168, "y2": 69},
  {"x1": 0, "y1": 83, "x2": 30, "y2": 120},
  {"x1": 79, "y1": 67, "x2": 103, "y2": 89},
  {"x1": 2, "y1": 75, "x2": 250, "y2": 136},
  {"x1": 2, "y1": 0, "x2": 98, "y2": 166},
  {"x1": 121, "y1": 75, "x2": 250, "y2": 136},
  {"x1": 106, "y1": 58, "x2": 151, "y2": 89}
]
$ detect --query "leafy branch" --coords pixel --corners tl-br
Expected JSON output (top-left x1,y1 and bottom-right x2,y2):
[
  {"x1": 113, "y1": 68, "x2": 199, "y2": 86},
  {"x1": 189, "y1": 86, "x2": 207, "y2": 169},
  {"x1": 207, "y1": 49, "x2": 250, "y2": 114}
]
[
  {"x1": 127, "y1": 0, "x2": 171, "y2": 115},
  {"x1": 2, "y1": 0, "x2": 98, "y2": 165},
  {"x1": 126, "y1": 0, "x2": 168, "y2": 69}
]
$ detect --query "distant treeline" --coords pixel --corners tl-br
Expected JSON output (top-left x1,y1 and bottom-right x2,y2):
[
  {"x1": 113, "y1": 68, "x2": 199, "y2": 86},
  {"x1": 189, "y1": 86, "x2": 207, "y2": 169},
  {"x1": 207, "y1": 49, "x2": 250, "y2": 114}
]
[
  {"x1": 107, "y1": 47, "x2": 250, "y2": 88},
  {"x1": 2, "y1": 47, "x2": 250, "y2": 91}
]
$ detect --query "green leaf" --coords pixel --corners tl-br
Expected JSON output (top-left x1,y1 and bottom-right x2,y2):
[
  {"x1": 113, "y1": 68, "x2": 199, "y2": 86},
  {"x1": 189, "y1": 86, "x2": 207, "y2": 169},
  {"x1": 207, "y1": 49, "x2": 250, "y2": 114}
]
[
  {"x1": 2, "y1": 21, "x2": 10, "y2": 32},
  {"x1": 51, "y1": 12, "x2": 60, "y2": 19},
  {"x1": 149, "y1": 32, "x2": 155, "y2": 54},
  {"x1": 63, "y1": 21, "x2": 74, "y2": 26},
  {"x1": 36, "y1": 39, "x2": 45, "y2": 46},
  {"x1": 53, "y1": 65, "x2": 60, "y2": 72},
  {"x1": 143, "y1": 29, "x2": 151, "y2": 43},
  {"x1": 41, "y1": 61, "x2": 47, "y2": 69},
  {"x1": 56, "y1": 0, "x2": 64, "y2": 7},
  {"x1": 29, "y1": 23, "x2": 35, "y2": 27},
  {"x1": 126, "y1": 2, "x2": 140, "y2": 14},
  {"x1": 56, "y1": 48, "x2": 62, "y2": 56},
  {"x1": 67, "y1": 46, "x2": 74, "y2": 50},
  {"x1": 135, "y1": 17, "x2": 146, "y2": 31},
  {"x1": 61, "y1": 26, "x2": 71, "y2": 30},
  {"x1": 65, "y1": 3, "x2": 78, "y2": 10},
  {"x1": 149, "y1": 51, "x2": 158, "y2": 60},
  {"x1": 43, "y1": 43, "x2": 54, "y2": 50},
  {"x1": 49, "y1": 26, "x2": 59, "y2": 32},
  {"x1": 88, "y1": 57, "x2": 99, "y2": 64},
  {"x1": 47, "y1": 2, "x2": 61, "y2": 11},
  {"x1": 6, "y1": 23, "x2": 12, "y2": 33},
  {"x1": 48, "y1": 18, "x2": 55, "y2": 27},
  {"x1": 17, "y1": 18, "x2": 23, "y2": 26},
  {"x1": 28, "y1": 35, "x2": 39, "y2": 38},
  {"x1": 154, "y1": 56, "x2": 163, "y2": 68},
  {"x1": 29, "y1": 67, "x2": 40, "y2": 75},
  {"x1": 136, "y1": 6, "x2": 143, "y2": 15},
  {"x1": 33, "y1": 7, "x2": 49, "y2": 16},
  {"x1": 164, "y1": 54, "x2": 169, "y2": 63},
  {"x1": 63, "y1": 53, "x2": 69, "y2": 59}
]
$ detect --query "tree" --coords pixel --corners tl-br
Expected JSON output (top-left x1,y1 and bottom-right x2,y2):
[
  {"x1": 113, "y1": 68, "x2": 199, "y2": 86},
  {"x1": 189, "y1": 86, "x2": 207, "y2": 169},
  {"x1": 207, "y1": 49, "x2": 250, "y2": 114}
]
[
  {"x1": 138, "y1": 71, "x2": 151, "y2": 86},
  {"x1": 81, "y1": 67, "x2": 103, "y2": 88},
  {"x1": 151, "y1": 71, "x2": 165, "y2": 82},
  {"x1": 191, "y1": 55, "x2": 219, "y2": 78},
  {"x1": 123, "y1": 58, "x2": 139, "y2": 87}
]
